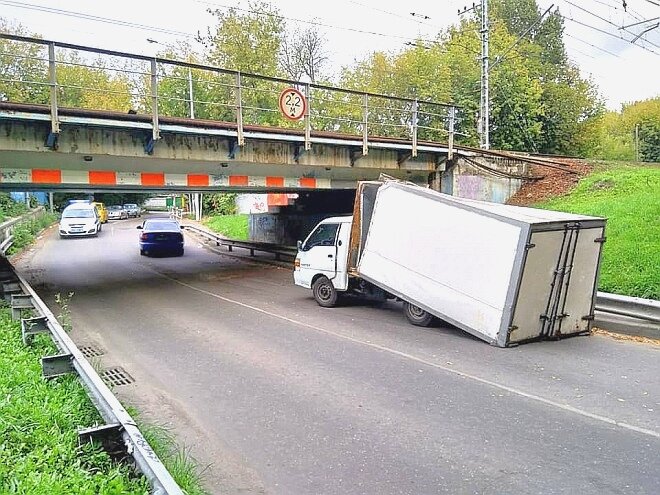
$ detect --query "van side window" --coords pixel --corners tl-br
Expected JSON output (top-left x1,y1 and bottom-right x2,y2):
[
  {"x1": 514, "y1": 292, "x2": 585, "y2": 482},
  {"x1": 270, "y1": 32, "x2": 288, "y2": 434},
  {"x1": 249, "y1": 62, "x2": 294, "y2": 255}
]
[{"x1": 302, "y1": 223, "x2": 339, "y2": 251}]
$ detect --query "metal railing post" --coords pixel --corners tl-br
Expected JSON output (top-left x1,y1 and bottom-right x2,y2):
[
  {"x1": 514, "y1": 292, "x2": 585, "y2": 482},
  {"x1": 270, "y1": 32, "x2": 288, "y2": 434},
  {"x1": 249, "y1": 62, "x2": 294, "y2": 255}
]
[
  {"x1": 362, "y1": 93, "x2": 369, "y2": 156},
  {"x1": 411, "y1": 99, "x2": 418, "y2": 158},
  {"x1": 150, "y1": 59, "x2": 160, "y2": 142},
  {"x1": 448, "y1": 106, "x2": 456, "y2": 160},
  {"x1": 304, "y1": 83, "x2": 311, "y2": 151},
  {"x1": 235, "y1": 72, "x2": 244, "y2": 146},
  {"x1": 187, "y1": 67, "x2": 195, "y2": 119},
  {"x1": 47, "y1": 42, "x2": 60, "y2": 136}
]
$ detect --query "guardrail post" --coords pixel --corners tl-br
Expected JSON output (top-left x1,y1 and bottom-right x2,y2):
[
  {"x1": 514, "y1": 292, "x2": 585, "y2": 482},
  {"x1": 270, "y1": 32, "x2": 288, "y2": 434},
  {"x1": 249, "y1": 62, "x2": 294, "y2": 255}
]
[
  {"x1": 362, "y1": 93, "x2": 369, "y2": 156},
  {"x1": 447, "y1": 106, "x2": 456, "y2": 160},
  {"x1": 47, "y1": 42, "x2": 60, "y2": 149},
  {"x1": 304, "y1": 83, "x2": 311, "y2": 151},
  {"x1": 412, "y1": 99, "x2": 418, "y2": 158},
  {"x1": 235, "y1": 72, "x2": 245, "y2": 146}
]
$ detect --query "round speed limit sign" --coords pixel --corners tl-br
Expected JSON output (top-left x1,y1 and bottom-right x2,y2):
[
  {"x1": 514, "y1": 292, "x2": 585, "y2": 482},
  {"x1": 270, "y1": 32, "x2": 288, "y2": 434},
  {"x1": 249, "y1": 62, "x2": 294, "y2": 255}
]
[{"x1": 279, "y1": 87, "x2": 307, "y2": 121}]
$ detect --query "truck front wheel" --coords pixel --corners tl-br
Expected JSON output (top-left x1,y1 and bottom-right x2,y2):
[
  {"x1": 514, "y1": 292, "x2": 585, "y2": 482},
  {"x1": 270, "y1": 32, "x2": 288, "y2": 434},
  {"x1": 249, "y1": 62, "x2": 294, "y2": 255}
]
[
  {"x1": 403, "y1": 301, "x2": 434, "y2": 327},
  {"x1": 312, "y1": 276, "x2": 338, "y2": 308}
]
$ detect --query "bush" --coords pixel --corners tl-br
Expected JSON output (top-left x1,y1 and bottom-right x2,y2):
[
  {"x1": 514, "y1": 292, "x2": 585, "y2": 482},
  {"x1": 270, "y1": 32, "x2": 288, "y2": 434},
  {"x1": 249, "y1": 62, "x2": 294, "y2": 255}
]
[
  {"x1": 7, "y1": 212, "x2": 58, "y2": 255},
  {"x1": 0, "y1": 193, "x2": 29, "y2": 222},
  {"x1": 203, "y1": 193, "x2": 237, "y2": 215}
]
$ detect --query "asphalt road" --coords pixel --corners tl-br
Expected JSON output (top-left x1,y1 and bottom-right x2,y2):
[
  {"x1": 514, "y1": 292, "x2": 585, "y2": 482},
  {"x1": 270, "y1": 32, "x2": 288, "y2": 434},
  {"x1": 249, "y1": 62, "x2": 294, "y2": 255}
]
[{"x1": 16, "y1": 215, "x2": 660, "y2": 495}]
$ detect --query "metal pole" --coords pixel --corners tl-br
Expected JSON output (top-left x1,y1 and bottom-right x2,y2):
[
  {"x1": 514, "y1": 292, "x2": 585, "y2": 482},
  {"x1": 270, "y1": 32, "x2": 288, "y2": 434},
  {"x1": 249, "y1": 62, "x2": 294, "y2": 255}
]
[
  {"x1": 49, "y1": 192, "x2": 54, "y2": 213},
  {"x1": 188, "y1": 67, "x2": 195, "y2": 119},
  {"x1": 304, "y1": 83, "x2": 311, "y2": 151},
  {"x1": 150, "y1": 59, "x2": 160, "y2": 141},
  {"x1": 362, "y1": 93, "x2": 369, "y2": 156},
  {"x1": 47, "y1": 42, "x2": 60, "y2": 135},
  {"x1": 448, "y1": 106, "x2": 456, "y2": 160},
  {"x1": 480, "y1": 0, "x2": 490, "y2": 150},
  {"x1": 235, "y1": 72, "x2": 244, "y2": 146},
  {"x1": 412, "y1": 99, "x2": 419, "y2": 158}
]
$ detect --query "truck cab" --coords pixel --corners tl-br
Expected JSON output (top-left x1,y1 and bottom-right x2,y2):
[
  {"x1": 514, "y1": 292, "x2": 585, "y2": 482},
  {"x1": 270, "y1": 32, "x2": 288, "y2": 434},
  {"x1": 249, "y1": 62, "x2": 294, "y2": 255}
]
[{"x1": 294, "y1": 216, "x2": 352, "y2": 306}]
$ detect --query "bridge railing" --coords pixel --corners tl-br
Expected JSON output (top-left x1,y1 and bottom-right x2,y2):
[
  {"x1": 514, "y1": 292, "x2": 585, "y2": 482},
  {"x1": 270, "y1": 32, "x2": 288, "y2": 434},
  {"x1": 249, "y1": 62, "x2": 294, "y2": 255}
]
[{"x1": 0, "y1": 33, "x2": 459, "y2": 157}]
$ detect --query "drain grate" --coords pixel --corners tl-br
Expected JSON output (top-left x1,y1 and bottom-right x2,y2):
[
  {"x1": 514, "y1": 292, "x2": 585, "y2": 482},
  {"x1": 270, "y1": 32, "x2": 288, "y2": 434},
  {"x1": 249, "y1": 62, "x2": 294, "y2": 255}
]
[
  {"x1": 100, "y1": 367, "x2": 135, "y2": 386},
  {"x1": 80, "y1": 345, "x2": 105, "y2": 359}
]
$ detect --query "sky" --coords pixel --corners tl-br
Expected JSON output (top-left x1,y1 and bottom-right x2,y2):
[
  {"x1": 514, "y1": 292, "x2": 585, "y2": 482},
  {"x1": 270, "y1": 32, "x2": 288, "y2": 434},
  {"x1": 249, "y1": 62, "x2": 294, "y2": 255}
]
[{"x1": 1, "y1": 0, "x2": 659, "y2": 110}]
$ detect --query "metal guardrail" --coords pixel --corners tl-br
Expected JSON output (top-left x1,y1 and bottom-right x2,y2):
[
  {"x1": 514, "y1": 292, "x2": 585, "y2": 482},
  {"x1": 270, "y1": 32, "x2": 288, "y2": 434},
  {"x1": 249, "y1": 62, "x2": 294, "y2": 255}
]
[
  {"x1": 596, "y1": 292, "x2": 660, "y2": 323},
  {"x1": 594, "y1": 291, "x2": 660, "y2": 339},
  {"x1": 0, "y1": 207, "x2": 46, "y2": 254},
  {"x1": 0, "y1": 257, "x2": 184, "y2": 495},
  {"x1": 184, "y1": 225, "x2": 296, "y2": 260}
]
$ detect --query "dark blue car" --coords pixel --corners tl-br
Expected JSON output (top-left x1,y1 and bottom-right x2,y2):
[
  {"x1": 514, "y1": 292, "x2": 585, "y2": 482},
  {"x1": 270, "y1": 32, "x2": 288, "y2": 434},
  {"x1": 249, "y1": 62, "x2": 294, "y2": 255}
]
[{"x1": 137, "y1": 219, "x2": 184, "y2": 256}]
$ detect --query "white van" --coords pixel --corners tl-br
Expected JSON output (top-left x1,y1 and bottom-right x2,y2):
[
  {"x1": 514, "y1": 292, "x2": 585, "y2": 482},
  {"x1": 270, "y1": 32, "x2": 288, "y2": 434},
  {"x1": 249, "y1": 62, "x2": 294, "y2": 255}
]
[{"x1": 59, "y1": 204, "x2": 101, "y2": 238}]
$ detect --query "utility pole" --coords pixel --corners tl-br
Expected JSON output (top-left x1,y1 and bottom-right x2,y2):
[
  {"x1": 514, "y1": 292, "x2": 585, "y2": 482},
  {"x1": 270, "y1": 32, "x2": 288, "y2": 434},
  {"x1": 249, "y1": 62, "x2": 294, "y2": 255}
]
[{"x1": 479, "y1": 0, "x2": 490, "y2": 149}]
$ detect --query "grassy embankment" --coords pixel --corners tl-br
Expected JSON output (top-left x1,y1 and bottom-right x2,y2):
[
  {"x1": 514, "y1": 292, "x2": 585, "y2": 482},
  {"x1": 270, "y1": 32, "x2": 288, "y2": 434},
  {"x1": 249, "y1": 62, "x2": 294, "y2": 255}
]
[
  {"x1": 0, "y1": 209, "x2": 209, "y2": 493},
  {"x1": 0, "y1": 308, "x2": 150, "y2": 493},
  {"x1": 537, "y1": 162, "x2": 659, "y2": 299},
  {"x1": 203, "y1": 213, "x2": 249, "y2": 240}
]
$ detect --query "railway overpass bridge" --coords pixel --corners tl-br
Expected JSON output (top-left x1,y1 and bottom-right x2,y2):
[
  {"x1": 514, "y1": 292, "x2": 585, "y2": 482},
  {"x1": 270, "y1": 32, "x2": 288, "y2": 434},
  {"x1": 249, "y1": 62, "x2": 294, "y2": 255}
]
[{"x1": 0, "y1": 34, "x2": 474, "y2": 194}]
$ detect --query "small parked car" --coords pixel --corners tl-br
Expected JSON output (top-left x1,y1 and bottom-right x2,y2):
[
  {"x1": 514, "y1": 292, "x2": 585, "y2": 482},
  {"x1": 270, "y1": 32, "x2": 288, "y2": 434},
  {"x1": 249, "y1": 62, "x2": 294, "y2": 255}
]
[
  {"x1": 92, "y1": 202, "x2": 108, "y2": 223},
  {"x1": 107, "y1": 205, "x2": 128, "y2": 220},
  {"x1": 137, "y1": 219, "x2": 184, "y2": 256},
  {"x1": 59, "y1": 204, "x2": 101, "y2": 237},
  {"x1": 123, "y1": 203, "x2": 141, "y2": 218}
]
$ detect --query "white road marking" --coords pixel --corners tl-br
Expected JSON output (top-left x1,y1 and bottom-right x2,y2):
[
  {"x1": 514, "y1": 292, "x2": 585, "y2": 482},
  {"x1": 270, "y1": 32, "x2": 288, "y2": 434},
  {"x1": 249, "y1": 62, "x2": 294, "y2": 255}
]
[{"x1": 160, "y1": 272, "x2": 660, "y2": 440}]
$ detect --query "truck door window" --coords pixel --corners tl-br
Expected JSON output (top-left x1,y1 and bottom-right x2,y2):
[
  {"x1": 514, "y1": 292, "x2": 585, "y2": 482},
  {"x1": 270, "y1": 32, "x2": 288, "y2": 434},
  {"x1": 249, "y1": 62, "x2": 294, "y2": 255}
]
[{"x1": 302, "y1": 223, "x2": 339, "y2": 251}]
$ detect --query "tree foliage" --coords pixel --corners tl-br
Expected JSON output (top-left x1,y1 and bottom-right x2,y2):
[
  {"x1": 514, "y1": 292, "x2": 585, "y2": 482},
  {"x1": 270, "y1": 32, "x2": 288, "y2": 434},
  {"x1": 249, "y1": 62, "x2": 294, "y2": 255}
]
[{"x1": 595, "y1": 98, "x2": 660, "y2": 162}]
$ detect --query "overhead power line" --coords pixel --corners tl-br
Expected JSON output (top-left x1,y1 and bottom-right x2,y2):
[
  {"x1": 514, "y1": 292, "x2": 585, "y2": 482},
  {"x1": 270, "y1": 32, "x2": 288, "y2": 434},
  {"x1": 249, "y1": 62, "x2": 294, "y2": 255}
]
[
  {"x1": 563, "y1": 15, "x2": 660, "y2": 54},
  {"x1": 562, "y1": 0, "x2": 660, "y2": 48},
  {"x1": 564, "y1": 32, "x2": 621, "y2": 56},
  {"x1": 0, "y1": 0, "x2": 196, "y2": 39}
]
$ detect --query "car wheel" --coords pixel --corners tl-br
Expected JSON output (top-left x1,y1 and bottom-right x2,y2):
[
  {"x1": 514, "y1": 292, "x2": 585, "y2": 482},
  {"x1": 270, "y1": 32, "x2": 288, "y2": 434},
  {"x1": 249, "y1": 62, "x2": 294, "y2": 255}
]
[
  {"x1": 312, "y1": 276, "x2": 338, "y2": 308},
  {"x1": 140, "y1": 249, "x2": 145, "y2": 256},
  {"x1": 403, "y1": 301, "x2": 434, "y2": 327},
  {"x1": 177, "y1": 248, "x2": 184, "y2": 257}
]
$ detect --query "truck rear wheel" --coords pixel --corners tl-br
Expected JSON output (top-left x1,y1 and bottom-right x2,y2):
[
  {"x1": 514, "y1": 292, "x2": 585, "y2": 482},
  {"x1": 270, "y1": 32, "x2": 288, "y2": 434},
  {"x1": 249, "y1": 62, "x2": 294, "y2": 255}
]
[
  {"x1": 312, "y1": 276, "x2": 338, "y2": 308},
  {"x1": 403, "y1": 301, "x2": 434, "y2": 327}
]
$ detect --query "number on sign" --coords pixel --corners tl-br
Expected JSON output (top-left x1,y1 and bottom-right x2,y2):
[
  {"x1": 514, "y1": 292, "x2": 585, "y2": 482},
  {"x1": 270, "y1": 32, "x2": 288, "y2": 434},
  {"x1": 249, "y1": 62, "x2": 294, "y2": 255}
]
[{"x1": 279, "y1": 88, "x2": 306, "y2": 121}]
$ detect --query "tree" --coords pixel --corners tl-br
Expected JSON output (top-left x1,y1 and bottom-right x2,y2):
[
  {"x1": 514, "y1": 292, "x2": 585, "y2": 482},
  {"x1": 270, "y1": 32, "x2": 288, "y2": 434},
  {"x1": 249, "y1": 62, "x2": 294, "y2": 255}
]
[
  {"x1": 0, "y1": 19, "x2": 49, "y2": 104},
  {"x1": 280, "y1": 26, "x2": 328, "y2": 82},
  {"x1": 199, "y1": 1, "x2": 284, "y2": 76},
  {"x1": 56, "y1": 52, "x2": 133, "y2": 111}
]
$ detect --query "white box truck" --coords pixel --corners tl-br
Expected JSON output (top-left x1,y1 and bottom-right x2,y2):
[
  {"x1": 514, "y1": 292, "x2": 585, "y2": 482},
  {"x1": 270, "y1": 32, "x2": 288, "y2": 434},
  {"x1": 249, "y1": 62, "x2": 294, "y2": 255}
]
[{"x1": 293, "y1": 180, "x2": 607, "y2": 347}]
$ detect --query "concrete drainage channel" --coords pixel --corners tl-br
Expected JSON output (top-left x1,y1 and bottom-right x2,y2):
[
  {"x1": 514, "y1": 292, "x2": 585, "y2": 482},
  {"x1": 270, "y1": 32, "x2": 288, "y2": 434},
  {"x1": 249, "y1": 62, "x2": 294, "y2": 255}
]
[
  {"x1": 187, "y1": 225, "x2": 659, "y2": 341},
  {"x1": 0, "y1": 257, "x2": 184, "y2": 495}
]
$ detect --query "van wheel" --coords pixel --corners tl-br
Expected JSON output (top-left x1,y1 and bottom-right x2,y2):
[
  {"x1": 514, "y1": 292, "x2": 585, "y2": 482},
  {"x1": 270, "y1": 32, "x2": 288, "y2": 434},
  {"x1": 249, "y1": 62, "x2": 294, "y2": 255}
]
[
  {"x1": 312, "y1": 276, "x2": 338, "y2": 308},
  {"x1": 403, "y1": 301, "x2": 434, "y2": 327}
]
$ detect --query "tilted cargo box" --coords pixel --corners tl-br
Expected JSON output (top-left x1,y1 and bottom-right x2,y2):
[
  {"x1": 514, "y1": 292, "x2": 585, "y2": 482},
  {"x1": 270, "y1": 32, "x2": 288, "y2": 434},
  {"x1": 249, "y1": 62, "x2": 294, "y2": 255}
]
[{"x1": 356, "y1": 182, "x2": 606, "y2": 346}]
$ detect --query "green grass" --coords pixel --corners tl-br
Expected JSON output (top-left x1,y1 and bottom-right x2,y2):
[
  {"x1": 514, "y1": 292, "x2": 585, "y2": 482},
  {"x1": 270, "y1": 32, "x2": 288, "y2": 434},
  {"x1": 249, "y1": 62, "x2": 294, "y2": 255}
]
[
  {"x1": 8, "y1": 212, "x2": 58, "y2": 255},
  {"x1": 203, "y1": 213, "x2": 249, "y2": 241},
  {"x1": 537, "y1": 163, "x2": 659, "y2": 299},
  {"x1": 0, "y1": 307, "x2": 150, "y2": 494}
]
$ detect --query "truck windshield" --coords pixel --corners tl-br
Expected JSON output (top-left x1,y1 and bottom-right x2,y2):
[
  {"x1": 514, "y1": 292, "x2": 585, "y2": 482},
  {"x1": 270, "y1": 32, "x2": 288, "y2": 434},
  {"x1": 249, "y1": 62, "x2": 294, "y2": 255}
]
[{"x1": 302, "y1": 223, "x2": 339, "y2": 251}]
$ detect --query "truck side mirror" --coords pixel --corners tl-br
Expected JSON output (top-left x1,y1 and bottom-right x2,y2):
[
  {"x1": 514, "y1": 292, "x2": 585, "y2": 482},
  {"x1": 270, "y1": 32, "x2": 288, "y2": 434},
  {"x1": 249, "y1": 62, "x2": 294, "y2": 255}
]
[{"x1": 297, "y1": 240, "x2": 302, "y2": 250}]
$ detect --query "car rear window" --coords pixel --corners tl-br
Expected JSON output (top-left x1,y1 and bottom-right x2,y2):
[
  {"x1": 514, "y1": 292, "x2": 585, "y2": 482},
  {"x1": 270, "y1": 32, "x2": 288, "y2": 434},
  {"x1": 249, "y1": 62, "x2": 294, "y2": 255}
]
[{"x1": 144, "y1": 221, "x2": 180, "y2": 231}]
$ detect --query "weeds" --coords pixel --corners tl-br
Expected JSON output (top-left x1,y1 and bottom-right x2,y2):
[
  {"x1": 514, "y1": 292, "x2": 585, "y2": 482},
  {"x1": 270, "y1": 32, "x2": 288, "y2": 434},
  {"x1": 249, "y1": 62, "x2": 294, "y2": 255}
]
[{"x1": 54, "y1": 292, "x2": 74, "y2": 332}]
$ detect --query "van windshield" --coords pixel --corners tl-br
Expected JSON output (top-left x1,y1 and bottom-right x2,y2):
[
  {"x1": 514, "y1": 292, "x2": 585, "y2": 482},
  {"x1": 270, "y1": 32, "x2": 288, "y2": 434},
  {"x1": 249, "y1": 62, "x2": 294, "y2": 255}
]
[{"x1": 62, "y1": 209, "x2": 95, "y2": 219}]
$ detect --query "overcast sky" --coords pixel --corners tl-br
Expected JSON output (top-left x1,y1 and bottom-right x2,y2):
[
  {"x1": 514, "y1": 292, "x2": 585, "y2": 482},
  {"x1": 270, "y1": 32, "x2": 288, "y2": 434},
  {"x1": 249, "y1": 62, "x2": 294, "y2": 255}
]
[{"x1": 1, "y1": 0, "x2": 659, "y2": 110}]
